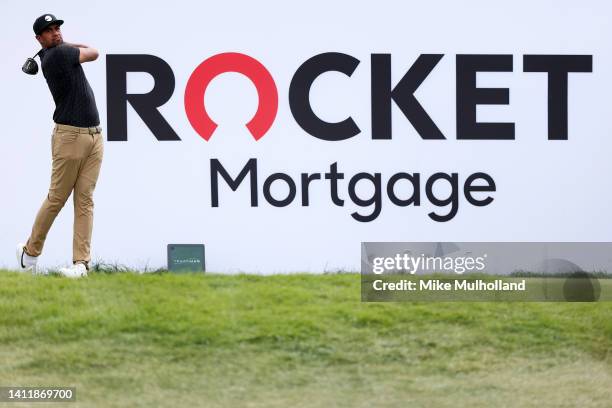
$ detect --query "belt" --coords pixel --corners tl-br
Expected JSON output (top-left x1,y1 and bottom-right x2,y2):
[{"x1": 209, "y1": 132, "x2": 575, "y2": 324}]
[{"x1": 55, "y1": 123, "x2": 103, "y2": 135}]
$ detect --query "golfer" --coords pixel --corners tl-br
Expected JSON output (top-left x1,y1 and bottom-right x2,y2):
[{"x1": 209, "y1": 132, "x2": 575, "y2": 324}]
[{"x1": 17, "y1": 14, "x2": 103, "y2": 278}]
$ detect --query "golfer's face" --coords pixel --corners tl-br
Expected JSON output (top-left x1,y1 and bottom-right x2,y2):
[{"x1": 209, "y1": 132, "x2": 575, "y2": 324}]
[{"x1": 39, "y1": 24, "x2": 63, "y2": 47}]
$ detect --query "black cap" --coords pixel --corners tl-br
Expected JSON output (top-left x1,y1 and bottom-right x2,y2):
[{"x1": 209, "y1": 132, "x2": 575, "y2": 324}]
[{"x1": 33, "y1": 14, "x2": 64, "y2": 35}]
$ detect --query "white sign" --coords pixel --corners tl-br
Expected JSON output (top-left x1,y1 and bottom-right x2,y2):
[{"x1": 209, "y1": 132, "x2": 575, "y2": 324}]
[{"x1": 1, "y1": 1, "x2": 610, "y2": 272}]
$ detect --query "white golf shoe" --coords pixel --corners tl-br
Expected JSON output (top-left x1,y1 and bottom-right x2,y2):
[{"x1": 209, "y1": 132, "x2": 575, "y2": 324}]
[
  {"x1": 59, "y1": 263, "x2": 88, "y2": 279},
  {"x1": 16, "y1": 243, "x2": 38, "y2": 274}
]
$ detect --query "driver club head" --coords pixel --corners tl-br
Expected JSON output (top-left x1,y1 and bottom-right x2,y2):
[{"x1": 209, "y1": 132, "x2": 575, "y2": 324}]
[
  {"x1": 22, "y1": 49, "x2": 43, "y2": 75},
  {"x1": 22, "y1": 57, "x2": 39, "y2": 75}
]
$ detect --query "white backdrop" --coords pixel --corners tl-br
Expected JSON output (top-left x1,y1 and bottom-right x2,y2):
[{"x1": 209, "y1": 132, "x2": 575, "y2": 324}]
[{"x1": 1, "y1": 0, "x2": 610, "y2": 273}]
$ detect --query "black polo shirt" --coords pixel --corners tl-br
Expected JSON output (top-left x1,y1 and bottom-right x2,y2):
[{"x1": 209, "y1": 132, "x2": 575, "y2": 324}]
[{"x1": 40, "y1": 44, "x2": 100, "y2": 127}]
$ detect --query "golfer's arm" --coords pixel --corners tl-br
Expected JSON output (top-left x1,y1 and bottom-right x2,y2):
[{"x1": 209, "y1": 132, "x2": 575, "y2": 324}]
[
  {"x1": 65, "y1": 42, "x2": 99, "y2": 63},
  {"x1": 77, "y1": 46, "x2": 99, "y2": 63}
]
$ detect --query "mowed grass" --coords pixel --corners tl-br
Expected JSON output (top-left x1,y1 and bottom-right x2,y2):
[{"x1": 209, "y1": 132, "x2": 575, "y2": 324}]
[{"x1": 0, "y1": 271, "x2": 611, "y2": 408}]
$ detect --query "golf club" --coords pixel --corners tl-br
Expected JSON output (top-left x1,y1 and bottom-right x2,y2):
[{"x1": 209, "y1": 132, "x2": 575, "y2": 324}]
[{"x1": 22, "y1": 49, "x2": 43, "y2": 75}]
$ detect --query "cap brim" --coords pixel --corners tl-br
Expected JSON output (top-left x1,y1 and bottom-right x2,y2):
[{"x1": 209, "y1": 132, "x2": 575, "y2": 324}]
[{"x1": 36, "y1": 19, "x2": 64, "y2": 35}]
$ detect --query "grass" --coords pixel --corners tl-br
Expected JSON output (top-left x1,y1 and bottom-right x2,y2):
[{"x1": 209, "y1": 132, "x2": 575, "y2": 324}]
[{"x1": 0, "y1": 270, "x2": 611, "y2": 407}]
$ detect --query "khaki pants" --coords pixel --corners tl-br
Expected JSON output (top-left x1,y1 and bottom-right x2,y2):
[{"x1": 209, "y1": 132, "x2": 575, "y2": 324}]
[{"x1": 26, "y1": 124, "x2": 104, "y2": 265}]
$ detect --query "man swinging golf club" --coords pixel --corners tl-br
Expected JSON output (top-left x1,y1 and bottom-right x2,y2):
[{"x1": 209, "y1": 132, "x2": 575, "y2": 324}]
[{"x1": 17, "y1": 13, "x2": 103, "y2": 278}]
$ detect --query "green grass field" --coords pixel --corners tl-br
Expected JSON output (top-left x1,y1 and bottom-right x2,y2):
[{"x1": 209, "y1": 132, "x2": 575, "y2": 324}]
[{"x1": 0, "y1": 271, "x2": 611, "y2": 407}]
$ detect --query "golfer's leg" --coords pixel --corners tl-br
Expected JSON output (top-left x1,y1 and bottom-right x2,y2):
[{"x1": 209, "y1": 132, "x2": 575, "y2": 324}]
[
  {"x1": 73, "y1": 131, "x2": 104, "y2": 265},
  {"x1": 26, "y1": 131, "x2": 81, "y2": 256}
]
